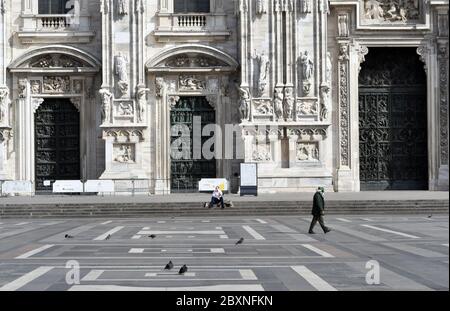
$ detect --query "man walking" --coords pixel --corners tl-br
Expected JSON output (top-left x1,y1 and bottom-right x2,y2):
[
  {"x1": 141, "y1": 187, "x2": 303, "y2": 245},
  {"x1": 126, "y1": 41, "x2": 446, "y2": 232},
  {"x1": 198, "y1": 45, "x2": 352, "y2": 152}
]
[
  {"x1": 309, "y1": 187, "x2": 331, "y2": 234},
  {"x1": 209, "y1": 186, "x2": 225, "y2": 209}
]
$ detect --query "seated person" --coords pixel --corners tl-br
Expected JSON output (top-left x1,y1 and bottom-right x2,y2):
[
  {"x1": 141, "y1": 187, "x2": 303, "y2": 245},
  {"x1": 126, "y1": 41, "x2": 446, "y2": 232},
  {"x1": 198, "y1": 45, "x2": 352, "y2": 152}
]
[{"x1": 209, "y1": 186, "x2": 225, "y2": 209}]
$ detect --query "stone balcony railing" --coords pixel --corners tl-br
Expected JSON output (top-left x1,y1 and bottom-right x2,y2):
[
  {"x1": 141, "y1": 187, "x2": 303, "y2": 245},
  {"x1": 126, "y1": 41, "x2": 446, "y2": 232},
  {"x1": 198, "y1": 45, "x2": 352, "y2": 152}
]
[
  {"x1": 154, "y1": 13, "x2": 231, "y2": 42},
  {"x1": 18, "y1": 14, "x2": 95, "y2": 44}
]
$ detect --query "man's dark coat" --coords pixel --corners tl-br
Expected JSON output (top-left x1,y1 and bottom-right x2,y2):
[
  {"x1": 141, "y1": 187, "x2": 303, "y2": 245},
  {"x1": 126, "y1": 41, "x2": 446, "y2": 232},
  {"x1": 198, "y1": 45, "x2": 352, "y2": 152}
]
[{"x1": 312, "y1": 192, "x2": 325, "y2": 216}]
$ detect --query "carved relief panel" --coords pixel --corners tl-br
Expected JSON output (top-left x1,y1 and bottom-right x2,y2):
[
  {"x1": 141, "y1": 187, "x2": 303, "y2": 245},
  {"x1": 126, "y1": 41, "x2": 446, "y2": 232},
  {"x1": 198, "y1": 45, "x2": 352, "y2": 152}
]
[
  {"x1": 361, "y1": 0, "x2": 422, "y2": 25},
  {"x1": 113, "y1": 143, "x2": 135, "y2": 163}
]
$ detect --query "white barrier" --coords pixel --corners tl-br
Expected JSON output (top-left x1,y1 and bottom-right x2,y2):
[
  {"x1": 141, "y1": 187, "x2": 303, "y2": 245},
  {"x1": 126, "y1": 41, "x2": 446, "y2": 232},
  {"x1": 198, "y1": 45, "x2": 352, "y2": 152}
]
[
  {"x1": 53, "y1": 180, "x2": 84, "y2": 193},
  {"x1": 85, "y1": 180, "x2": 115, "y2": 193},
  {"x1": 1, "y1": 181, "x2": 33, "y2": 195},
  {"x1": 198, "y1": 179, "x2": 229, "y2": 192}
]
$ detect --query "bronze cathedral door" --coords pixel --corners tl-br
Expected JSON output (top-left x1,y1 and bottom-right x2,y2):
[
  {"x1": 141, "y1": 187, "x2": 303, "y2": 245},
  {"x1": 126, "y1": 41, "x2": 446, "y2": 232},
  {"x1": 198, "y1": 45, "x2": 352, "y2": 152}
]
[
  {"x1": 359, "y1": 48, "x2": 428, "y2": 190},
  {"x1": 35, "y1": 99, "x2": 80, "y2": 192}
]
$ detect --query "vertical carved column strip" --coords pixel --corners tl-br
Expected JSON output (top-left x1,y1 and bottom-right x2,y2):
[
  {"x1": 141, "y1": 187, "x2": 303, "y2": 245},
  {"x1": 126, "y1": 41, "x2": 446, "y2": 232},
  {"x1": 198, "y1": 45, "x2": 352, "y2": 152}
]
[
  {"x1": 285, "y1": 1, "x2": 293, "y2": 87},
  {"x1": 438, "y1": 43, "x2": 449, "y2": 167},
  {"x1": 338, "y1": 42, "x2": 350, "y2": 168},
  {"x1": 239, "y1": 0, "x2": 249, "y2": 89},
  {"x1": 101, "y1": 0, "x2": 111, "y2": 88},
  {"x1": 0, "y1": 0, "x2": 6, "y2": 86},
  {"x1": 275, "y1": 0, "x2": 283, "y2": 87}
]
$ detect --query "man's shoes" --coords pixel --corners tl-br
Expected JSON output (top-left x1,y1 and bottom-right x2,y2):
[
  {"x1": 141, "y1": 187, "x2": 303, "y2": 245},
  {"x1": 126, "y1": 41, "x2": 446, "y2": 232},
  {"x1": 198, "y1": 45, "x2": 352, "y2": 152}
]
[
  {"x1": 324, "y1": 228, "x2": 331, "y2": 234},
  {"x1": 308, "y1": 231, "x2": 316, "y2": 234}
]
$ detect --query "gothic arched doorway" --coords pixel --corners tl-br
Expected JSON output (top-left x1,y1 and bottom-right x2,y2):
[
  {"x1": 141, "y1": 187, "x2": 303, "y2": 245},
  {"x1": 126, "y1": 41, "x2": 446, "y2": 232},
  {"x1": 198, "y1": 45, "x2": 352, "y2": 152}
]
[
  {"x1": 35, "y1": 98, "x2": 80, "y2": 192},
  {"x1": 359, "y1": 47, "x2": 428, "y2": 190}
]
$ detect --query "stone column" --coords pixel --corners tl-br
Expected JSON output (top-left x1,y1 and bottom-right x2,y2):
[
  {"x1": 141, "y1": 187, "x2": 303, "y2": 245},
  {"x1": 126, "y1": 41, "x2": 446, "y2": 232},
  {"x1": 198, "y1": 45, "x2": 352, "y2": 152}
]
[{"x1": 437, "y1": 41, "x2": 449, "y2": 190}]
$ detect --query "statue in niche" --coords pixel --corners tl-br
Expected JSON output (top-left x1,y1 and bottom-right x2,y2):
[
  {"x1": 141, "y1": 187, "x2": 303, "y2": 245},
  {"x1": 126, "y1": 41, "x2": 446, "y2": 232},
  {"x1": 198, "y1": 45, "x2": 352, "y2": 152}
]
[
  {"x1": 238, "y1": 87, "x2": 250, "y2": 121},
  {"x1": 320, "y1": 86, "x2": 330, "y2": 121},
  {"x1": 18, "y1": 79, "x2": 27, "y2": 98},
  {"x1": 99, "y1": 88, "x2": 113, "y2": 124},
  {"x1": 155, "y1": 77, "x2": 164, "y2": 98},
  {"x1": 338, "y1": 15, "x2": 349, "y2": 37},
  {"x1": 274, "y1": 88, "x2": 284, "y2": 121},
  {"x1": 136, "y1": 84, "x2": 150, "y2": 122},
  {"x1": 0, "y1": 88, "x2": 10, "y2": 124},
  {"x1": 300, "y1": 51, "x2": 314, "y2": 81},
  {"x1": 300, "y1": 0, "x2": 312, "y2": 13},
  {"x1": 284, "y1": 87, "x2": 295, "y2": 121},
  {"x1": 118, "y1": 0, "x2": 128, "y2": 15},
  {"x1": 115, "y1": 53, "x2": 129, "y2": 95},
  {"x1": 253, "y1": 50, "x2": 270, "y2": 96},
  {"x1": 256, "y1": 0, "x2": 266, "y2": 15}
]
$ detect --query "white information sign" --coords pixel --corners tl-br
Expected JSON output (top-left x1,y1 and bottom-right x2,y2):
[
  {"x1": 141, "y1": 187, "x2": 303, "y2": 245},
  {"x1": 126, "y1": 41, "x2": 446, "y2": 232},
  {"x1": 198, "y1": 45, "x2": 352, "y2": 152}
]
[
  {"x1": 198, "y1": 179, "x2": 229, "y2": 192},
  {"x1": 240, "y1": 163, "x2": 258, "y2": 187},
  {"x1": 1, "y1": 181, "x2": 33, "y2": 195},
  {"x1": 53, "y1": 180, "x2": 83, "y2": 193},
  {"x1": 85, "y1": 180, "x2": 115, "y2": 193}
]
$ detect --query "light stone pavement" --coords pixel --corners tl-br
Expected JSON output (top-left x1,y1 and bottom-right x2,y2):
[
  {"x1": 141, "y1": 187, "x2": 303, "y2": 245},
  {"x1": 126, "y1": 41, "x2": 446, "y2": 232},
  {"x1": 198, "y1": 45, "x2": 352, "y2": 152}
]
[{"x1": 0, "y1": 214, "x2": 448, "y2": 291}]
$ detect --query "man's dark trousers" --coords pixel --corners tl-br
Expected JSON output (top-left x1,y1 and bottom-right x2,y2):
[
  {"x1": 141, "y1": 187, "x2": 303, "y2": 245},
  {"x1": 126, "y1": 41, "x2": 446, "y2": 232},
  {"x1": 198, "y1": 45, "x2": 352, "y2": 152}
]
[
  {"x1": 309, "y1": 215, "x2": 328, "y2": 233},
  {"x1": 210, "y1": 197, "x2": 225, "y2": 208}
]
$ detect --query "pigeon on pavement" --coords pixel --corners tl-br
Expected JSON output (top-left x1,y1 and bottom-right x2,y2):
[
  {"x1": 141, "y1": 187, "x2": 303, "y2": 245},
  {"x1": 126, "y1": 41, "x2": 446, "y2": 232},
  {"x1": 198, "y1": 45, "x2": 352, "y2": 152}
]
[
  {"x1": 164, "y1": 261, "x2": 174, "y2": 270},
  {"x1": 65, "y1": 234, "x2": 74, "y2": 239},
  {"x1": 235, "y1": 238, "x2": 244, "y2": 245},
  {"x1": 179, "y1": 265, "x2": 188, "y2": 275},
  {"x1": 149, "y1": 234, "x2": 157, "y2": 239},
  {"x1": 105, "y1": 234, "x2": 111, "y2": 240}
]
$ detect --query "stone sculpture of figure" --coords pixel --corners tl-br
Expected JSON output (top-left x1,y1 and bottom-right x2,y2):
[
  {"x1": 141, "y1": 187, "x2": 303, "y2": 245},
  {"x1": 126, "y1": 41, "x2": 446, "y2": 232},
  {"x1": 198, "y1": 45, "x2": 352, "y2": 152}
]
[
  {"x1": 116, "y1": 145, "x2": 132, "y2": 163},
  {"x1": 284, "y1": 87, "x2": 294, "y2": 121},
  {"x1": 99, "y1": 88, "x2": 113, "y2": 124},
  {"x1": 320, "y1": 86, "x2": 330, "y2": 121},
  {"x1": 18, "y1": 79, "x2": 27, "y2": 98},
  {"x1": 300, "y1": 51, "x2": 314, "y2": 81},
  {"x1": 256, "y1": 0, "x2": 266, "y2": 15},
  {"x1": 365, "y1": 0, "x2": 384, "y2": 20},
  {"x1": 0, "y1": 87, "x2": 10, "y2": 124},
  {"x1": 118, "y1": 0, "x2": 128, "y2": 15},
  {"x1": 274, "y1": 88, "x2": 284, "y2": 121},
  {"x1": 115, "y1": 53, "x2": 129, "y2": 95},
  {"x1": 254, "y1": 50, "x2": 270, "y2": 96},
  {"x1": 238, "y1": 87, "x2": 250, "y2": 121},
  {"x1": 136, "y1": 84, "x2": 150, "y2": 122},
  {"x1": 155, "y1": 77, "x2": 164, "y2": 97},
  {"x1": 338, "y1": 15, "x2": 348, "y2": 37},
  {"x1": 119, "y1": 102, "x2": 133, "y2": 115},
  {"x1": 326, "y1": 52, "x2": 332, "y2": 83}
]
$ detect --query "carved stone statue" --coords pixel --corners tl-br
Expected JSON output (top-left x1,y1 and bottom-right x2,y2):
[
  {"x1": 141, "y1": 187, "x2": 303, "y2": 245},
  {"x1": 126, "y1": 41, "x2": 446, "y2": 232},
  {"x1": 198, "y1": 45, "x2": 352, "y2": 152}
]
[
  {"x1": 0, "y1": 87, "x2": 10, "y2": 124},
  {"x1": 155, "y1": 77, "x2": 164, "y2": 97},
  {"x1": 18, "y1": 79, "x2": 27, "y2": 98},
  {"x1": 320, "y1": 85, "x2": 330, "y2": 121},
  {"x1": 99, "y1": 88, "x2": 113, "y2": 124},
  {"x1": 284, "y1": 87, "x2": 295, "y2": 121},
  {"x1": 115, "y1": 53, "x2": 129, "y2": 95},
  {"x1": 118, "y1": 0, "x2": 128, "y2": 15},
  {"x1": 300, "y1": 51, "x2": 314, "y2": 81},
  {"x1": 136, "y1": 84, "x2": 150, "y2": 122},
  {"x1": 338, "y1": 15, "x2": 349, "y2": 37},
  {"x1": 256, "y1": 0, "x2": 266, "y2": 15},
  {"x1": 238, "y1": 87, "x2": 250, "y2": 121},
  {"x1": 365, "y1": 0, "x2": 385, "y2": 20},
  {"x1": 254, "y1": 50, "x2": 270, "y2": 96},
  {"x1": 274, "y1": 88, "x2": 284, "y2": 121}
]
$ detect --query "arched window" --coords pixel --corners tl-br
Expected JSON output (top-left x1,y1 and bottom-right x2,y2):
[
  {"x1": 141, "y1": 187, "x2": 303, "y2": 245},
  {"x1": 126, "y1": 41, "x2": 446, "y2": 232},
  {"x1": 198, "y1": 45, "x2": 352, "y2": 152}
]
[
  {"x1": 174, "y1": 0, "x2": 210, "y2": 13},
  {"x1": 38, "y1": 0, "x2": 72, "y2": 14}
]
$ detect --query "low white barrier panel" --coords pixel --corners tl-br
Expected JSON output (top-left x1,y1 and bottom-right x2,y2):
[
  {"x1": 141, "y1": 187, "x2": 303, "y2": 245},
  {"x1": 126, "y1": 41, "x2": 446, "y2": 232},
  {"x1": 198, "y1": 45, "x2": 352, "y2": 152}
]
[
  {"x1": 53, "y1": 181, "x2": 83, "y2": 193},
  {"x1": 199, "y1": 179, "x2": 229, "y2": 192},
  {"x1": 1, "y1": 181, "x2": 33, "y2": 195},
  {"x1": 85, "y1": 180, "x2": 115, "y2": 193}
]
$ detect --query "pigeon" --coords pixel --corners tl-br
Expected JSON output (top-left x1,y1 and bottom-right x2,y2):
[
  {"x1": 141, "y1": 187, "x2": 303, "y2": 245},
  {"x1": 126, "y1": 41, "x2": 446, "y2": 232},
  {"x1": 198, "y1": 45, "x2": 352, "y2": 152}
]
[
  {"x1": 428, "y1": 214, "x2": 433, "y2": 218},
  {"x1": 164, "y1": 261, "x2": 174, "y2": 270},
  {"x1": 105, "y1": 234, "x2": 111, "y2": 240},
  {"x1": 149, "y1": 234, "x2": 157, "y2": 239},
  {"x1": 235, "y1": 237, "x2": 244, "y2": 245},
  {"x1": 65, "y1": 234, "x2": 74, "y2": 239},
  {"x1": 179, "y1": 265, "x2": 188, "y2": 275}
]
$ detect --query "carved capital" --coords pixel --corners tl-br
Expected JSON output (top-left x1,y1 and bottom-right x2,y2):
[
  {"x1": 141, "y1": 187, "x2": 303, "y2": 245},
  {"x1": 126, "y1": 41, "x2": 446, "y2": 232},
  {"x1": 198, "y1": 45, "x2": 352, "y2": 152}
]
[
  {"x1": 70, "y1": 97, "x2": 81, "y2": 112},
  {"x1": 416, "y1": 45, "x2": 429, "y2": 73},
  {"x1": 168, "y1": 96, "x2": 180, "y2": 109},
  {"x1": 0, "y1": 128, "x2": 13, "y2": 142},
  {"x1": 358, "y1": 45, "x2": 369, "y2": 73},
  {"x1": 31, "y1": 98, "x2": 45, "y2": 114}
]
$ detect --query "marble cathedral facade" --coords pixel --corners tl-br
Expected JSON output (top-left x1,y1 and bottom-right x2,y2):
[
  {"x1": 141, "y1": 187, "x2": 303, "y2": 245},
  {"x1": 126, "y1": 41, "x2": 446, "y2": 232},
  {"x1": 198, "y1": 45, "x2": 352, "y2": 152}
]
[{"x1": 0, "y1": 0, "x2": 448, "y2": 194}]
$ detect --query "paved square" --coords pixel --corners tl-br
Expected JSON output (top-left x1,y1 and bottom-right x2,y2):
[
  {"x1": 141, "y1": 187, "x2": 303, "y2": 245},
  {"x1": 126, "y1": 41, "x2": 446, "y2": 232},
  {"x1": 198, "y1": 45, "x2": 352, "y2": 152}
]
[{"x1": 0, "y1": 215, "x2": 448, "y2": 291}]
